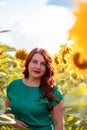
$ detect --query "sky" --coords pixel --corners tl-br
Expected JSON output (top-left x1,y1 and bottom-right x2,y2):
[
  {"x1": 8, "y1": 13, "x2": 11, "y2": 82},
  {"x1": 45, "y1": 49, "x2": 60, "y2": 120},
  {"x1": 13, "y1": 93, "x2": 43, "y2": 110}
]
[{"x1": 0, "y1": 0, "x2": 75, "y2": 56}]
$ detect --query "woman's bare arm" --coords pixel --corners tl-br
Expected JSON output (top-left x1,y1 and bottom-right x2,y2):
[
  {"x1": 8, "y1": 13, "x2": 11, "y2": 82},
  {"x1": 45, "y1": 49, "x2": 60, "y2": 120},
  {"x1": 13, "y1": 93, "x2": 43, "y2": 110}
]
[
  {"x1": 5, "y1": 97, "x2": 10, "y2": 107},
  {"x1": 52, "y1": 101, "x2": 64, "y2": 130}
]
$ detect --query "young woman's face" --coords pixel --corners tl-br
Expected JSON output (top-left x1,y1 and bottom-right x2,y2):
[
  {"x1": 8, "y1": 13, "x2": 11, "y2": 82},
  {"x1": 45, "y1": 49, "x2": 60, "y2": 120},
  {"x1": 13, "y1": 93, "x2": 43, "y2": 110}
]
[{"x1": 28, "y1": 53, "x2": 46, "y2": 79}]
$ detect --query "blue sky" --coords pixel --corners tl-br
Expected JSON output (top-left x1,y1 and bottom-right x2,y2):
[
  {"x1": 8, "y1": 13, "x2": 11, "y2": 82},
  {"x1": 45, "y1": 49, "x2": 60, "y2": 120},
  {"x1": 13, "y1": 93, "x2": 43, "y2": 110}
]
[{"x1": 0, "y1": 0, "x2": 74, "y2": 55}]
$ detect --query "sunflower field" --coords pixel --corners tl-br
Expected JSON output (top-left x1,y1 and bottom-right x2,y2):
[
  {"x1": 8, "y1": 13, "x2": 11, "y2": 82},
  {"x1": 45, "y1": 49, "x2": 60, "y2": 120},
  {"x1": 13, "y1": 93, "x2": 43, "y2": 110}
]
[{"x1": 0, "y1": 0, "x2": 87, "y2": 130}]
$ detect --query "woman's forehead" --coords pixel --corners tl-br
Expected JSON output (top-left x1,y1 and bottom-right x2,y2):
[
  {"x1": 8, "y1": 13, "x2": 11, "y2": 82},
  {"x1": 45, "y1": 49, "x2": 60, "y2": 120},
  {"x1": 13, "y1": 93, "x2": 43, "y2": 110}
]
[{"x1": 32, "y1": 53, "x2": 45, "y2": 61}]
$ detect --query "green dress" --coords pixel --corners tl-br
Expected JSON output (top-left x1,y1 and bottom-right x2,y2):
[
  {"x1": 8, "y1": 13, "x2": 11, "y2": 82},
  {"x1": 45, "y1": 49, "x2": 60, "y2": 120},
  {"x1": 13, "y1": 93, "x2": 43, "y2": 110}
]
[{"x1": 6, "y1": 78, "x2": 63, "y2": 130}]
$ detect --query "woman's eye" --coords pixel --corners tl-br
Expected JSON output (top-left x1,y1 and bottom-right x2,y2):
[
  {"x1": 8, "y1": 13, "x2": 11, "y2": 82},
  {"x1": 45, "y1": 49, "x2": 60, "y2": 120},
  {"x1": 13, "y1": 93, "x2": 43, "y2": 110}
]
[
  {"x1": 32, "y1": 60, "x2": 37, "y2": 64},
  {"x1": 41, "y1": 62, "x2": 46, "y2": 66},
  {"x1": 31, "y1": 60, "x2": 46, "y2": 67}
]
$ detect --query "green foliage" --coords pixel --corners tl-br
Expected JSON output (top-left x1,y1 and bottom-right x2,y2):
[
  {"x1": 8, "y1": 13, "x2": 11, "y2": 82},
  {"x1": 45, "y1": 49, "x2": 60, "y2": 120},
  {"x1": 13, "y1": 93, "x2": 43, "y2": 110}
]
[
  {"x1": 0, "y1": 43, "x2": 23, "y2": 129},
  {"x1": 0, "y1": 96, "x2": 6, "y2": 115},
  {"x1": 0, "y1": 43, "x2": 16, "y2": 52},
  {"x1": 0, "y1": 95, "x2": 16, "y2": 129},
  {"x1": 56, "y1": 70, "x2": 87, "y2": 130},
  {"x1": 0, "y1": 45, "x2": 23, "y2": 94}
]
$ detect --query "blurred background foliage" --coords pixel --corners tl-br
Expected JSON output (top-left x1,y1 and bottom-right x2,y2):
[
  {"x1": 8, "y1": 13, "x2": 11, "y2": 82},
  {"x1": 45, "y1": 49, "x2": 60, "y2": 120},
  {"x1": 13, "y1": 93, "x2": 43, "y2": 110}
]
[
  {"x1": 0, "y1": 42, "x2": 29, "y2": 130},
  {"x1": 0, "y1": 42, "x2": 87, "y2": 130},
  {"x1": 53, "y1": 43, "x2": 87, "y2": 130}
]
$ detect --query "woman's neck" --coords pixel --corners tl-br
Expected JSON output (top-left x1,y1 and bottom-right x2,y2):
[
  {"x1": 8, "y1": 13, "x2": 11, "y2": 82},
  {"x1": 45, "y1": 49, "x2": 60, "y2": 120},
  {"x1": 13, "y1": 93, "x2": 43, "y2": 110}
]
[{"x1": 23, "y1": 77, "x2": 40, "y2": 87}]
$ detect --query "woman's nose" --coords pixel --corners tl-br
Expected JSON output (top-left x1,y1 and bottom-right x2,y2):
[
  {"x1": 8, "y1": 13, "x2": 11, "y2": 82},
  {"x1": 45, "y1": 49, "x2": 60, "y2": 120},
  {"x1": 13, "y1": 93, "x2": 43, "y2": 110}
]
[{"x1": 36, "y1": 63, "x2": 41, "y2": 68}]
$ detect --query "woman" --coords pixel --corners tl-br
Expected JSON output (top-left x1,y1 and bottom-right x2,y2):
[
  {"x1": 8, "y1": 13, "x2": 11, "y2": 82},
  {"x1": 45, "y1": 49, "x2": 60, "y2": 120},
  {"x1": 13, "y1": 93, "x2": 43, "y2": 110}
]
[{"x1": 6, "y1": 48, "x2": 64, "y2": 130}]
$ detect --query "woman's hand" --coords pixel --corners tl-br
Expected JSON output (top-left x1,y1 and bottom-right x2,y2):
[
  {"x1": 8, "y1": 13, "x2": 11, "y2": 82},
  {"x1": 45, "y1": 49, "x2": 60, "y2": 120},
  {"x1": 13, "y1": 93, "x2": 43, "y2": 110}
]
[{"x1": 13, "y1": 119, "x2": 29, "y2": 128}]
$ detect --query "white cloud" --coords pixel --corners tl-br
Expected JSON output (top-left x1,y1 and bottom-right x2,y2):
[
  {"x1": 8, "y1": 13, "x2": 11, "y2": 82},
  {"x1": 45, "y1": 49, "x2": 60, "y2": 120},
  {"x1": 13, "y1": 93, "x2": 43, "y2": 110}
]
[
  {"x1": 0, "y1": 0, "x2": 74, "y2": 55},
  {"x1": 0, "y1": 1, "x2": 7, "y2": 6},
  {"x1": 18, "y1": 6, "x2": 74, "y2": 55},
  {"x1": 0, "y1": 33, "x2": 14, "y2": 45}
]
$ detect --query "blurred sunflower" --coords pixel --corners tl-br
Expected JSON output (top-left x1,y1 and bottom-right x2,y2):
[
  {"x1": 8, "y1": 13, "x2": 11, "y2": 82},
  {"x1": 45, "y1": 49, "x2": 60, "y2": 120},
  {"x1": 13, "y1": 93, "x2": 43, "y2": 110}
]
[
  {"x1": 68, "y1": 0, "x2": 87, "y2": 76},
  {"x1": 15, "y1": 49, "x2": 28, "y2": 61},
  {"x1": 65, "y1": 45, "x2": 87, "y2": 77},
  {"x1": 68, "y1": 1, "x2": 87, "y2": 56},
  {"x1": 53, "y1": 53, "x2": 59, "y2": 70},
  {"x1": 0, "y1": 51, "x2": 6, "y2": 57},
  {"x1": 53, "y1": 44, "x2": 70, "y2": 79}
]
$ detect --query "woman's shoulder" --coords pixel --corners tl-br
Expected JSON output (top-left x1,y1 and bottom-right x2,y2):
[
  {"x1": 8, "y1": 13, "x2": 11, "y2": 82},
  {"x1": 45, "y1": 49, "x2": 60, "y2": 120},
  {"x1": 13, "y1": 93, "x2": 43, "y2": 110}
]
[
  {"x1": 6, "y1": 78, "x2": 23, "y2": 97},
  {"x1": 51, "y1": 84, "x2": 63, "y2": 107},
  {"x1": 7, "y1": 78, "x2": 22, "y2": 90},
  {"x1": 52, "y1": 84, "x2": 59, "y2": 92},
  {"x1": 52, "y1": 84, "x2": 63, "y2": 100},
  {"x1": 10, "y1": 77, "x2": 22, "y2": 84}
]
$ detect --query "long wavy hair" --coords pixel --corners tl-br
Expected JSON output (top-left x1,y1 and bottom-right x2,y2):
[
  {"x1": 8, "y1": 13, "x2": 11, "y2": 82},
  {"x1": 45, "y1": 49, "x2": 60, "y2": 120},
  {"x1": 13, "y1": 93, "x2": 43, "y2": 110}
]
[{"x1": 23, "y1": 48, "x2": 59, "y2": 110}]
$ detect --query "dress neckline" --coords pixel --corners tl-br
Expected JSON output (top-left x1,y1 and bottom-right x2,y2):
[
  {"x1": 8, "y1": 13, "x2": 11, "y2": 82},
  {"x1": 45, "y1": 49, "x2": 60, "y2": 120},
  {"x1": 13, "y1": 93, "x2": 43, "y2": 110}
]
[{"x1": 21, "y1": 78, "x2": 39, "y2": 88}]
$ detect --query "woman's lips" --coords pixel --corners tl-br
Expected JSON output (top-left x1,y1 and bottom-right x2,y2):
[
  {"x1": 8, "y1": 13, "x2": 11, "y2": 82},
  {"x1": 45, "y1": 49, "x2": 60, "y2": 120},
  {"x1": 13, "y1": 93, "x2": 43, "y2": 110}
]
[{"x1": 34, "y1": 70, "x2": 40, "y2": 74}]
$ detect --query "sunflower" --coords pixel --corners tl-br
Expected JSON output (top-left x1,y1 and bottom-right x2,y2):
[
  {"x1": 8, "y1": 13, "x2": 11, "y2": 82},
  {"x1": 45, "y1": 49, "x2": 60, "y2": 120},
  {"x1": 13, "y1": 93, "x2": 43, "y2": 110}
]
[
  {"x1": 15, "y1": 49, "x2": 28, "y2": 61},
  {"x1": 65, "y1": 45, "x2": 87, "y2": 77},
  {"x1": 67, "y1": 0, "x2": 87, "y2": 77},
  {"x1": 68, "y1": 1, "x2": 87, "y2": 57}
]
